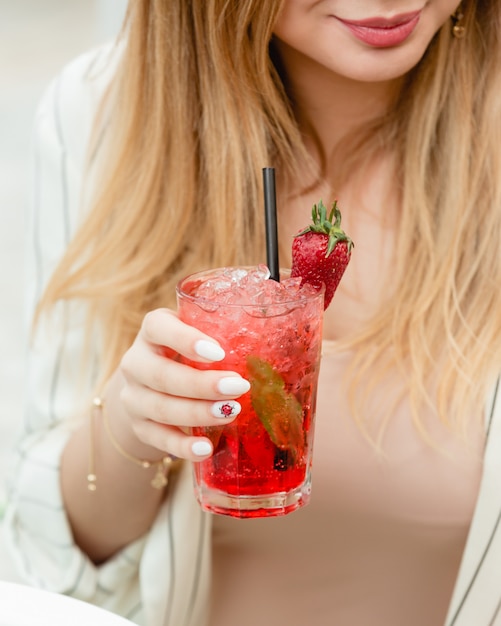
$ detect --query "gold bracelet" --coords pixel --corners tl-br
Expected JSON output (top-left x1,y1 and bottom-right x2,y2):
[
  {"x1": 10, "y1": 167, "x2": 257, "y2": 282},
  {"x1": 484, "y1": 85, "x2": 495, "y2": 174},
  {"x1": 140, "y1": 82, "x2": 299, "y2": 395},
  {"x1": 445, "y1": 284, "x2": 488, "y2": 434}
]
[{"x1": 88, "y1": 397, "x2": 181, "y2": 491}]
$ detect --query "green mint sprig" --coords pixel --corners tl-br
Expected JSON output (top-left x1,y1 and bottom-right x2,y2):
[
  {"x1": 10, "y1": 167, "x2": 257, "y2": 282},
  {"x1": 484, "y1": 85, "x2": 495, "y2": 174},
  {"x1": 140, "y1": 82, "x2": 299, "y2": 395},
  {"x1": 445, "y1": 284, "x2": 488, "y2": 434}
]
[{"x1": 246, "y1": 355, "x2": 304, "y2": 459}]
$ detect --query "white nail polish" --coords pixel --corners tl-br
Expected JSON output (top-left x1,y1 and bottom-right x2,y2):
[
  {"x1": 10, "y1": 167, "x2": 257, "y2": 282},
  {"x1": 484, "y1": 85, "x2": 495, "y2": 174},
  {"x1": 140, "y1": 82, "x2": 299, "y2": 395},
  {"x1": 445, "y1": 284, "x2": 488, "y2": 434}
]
[
  {"x1": 211, "y1": 400, "x2": 241, "y2": 419},
  {"x1": 217, "y1": 377, "x2": 251, "y2": 395},
  {"x1": 192, "y1": 441, "x2": 213, "y2": 456},
  {"x1": 194, "y1": 340, "x2": 225, "y2": 361}
]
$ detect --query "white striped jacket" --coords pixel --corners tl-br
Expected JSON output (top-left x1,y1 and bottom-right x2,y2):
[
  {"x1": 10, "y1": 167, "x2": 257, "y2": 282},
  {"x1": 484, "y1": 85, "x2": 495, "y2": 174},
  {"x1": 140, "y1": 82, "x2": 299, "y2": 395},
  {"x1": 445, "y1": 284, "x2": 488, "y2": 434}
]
[{"x1": 4, "y1": 44, "x2": 501, "y2": 626}]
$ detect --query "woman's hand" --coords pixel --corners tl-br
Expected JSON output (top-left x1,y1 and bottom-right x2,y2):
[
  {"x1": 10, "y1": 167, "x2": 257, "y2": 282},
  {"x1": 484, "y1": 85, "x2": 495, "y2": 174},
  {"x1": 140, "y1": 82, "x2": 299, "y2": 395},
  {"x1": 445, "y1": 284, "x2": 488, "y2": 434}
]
[
  {"x1": 61, "y1": 307, "x2": 245, "y2": 561},
  {"x1": 113, "y1": 307, "x2": 250, "y2": 462}
]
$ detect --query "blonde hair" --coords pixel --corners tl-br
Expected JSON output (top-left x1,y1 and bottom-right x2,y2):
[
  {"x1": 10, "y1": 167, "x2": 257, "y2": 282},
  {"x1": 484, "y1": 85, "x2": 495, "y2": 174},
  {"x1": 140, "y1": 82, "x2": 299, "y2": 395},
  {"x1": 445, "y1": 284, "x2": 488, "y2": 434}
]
[{"x1": 38, "y1": 0, "x2": 501, "y2": 442}]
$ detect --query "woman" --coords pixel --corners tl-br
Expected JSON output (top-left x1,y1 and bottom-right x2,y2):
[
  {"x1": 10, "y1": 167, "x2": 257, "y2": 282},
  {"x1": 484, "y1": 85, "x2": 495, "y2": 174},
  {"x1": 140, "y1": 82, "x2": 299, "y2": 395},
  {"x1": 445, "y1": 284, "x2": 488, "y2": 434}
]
[{"x1": 5, "y1": 1, "x2": 501, "y2": 625}]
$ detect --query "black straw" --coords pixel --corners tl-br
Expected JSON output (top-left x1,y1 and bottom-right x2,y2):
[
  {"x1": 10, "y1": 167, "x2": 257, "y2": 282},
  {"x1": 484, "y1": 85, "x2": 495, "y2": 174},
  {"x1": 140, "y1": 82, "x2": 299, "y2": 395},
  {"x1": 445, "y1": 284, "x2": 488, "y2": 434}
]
[{"x1": 262, "y1": 167, "x2": 280, "y2": 282}]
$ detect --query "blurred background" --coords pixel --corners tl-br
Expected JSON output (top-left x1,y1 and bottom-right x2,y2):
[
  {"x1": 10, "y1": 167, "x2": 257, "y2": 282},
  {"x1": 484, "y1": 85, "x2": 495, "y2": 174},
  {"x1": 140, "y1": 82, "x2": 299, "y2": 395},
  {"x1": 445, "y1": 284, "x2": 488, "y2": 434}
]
[{"x1": 0, "y1": 0, "x2": 127, "y2": 581}]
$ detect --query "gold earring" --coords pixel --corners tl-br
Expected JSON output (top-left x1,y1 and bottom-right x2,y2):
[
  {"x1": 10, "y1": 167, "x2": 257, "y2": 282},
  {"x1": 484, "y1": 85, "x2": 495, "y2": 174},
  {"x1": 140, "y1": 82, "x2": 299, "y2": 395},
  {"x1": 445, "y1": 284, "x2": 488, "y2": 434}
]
[{"x1": 451, "y1": 5, "x2": 466, "y2": 38}]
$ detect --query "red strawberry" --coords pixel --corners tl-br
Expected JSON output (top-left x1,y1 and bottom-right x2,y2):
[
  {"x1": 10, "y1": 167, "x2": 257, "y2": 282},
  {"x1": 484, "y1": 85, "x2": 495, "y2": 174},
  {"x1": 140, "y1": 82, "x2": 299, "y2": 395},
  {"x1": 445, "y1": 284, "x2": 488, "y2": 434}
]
[{"x1": 291, "y1": 200, "x2": 353, "y2": 310}]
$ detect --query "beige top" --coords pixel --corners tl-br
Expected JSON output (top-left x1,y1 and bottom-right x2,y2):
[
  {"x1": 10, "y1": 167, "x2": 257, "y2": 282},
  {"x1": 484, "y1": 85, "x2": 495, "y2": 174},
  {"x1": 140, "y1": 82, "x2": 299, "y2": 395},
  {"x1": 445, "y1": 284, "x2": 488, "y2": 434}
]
[{"x1": 209, "y1": 345, "x2": 484, "y2": 626}]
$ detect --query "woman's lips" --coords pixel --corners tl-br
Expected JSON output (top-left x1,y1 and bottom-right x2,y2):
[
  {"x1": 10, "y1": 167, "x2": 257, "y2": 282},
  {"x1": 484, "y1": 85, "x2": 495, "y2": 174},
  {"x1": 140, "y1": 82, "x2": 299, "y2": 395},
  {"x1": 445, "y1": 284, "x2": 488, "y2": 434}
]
[{"x1": 335, "y1": 11, "x2": 421, "y2": 48}]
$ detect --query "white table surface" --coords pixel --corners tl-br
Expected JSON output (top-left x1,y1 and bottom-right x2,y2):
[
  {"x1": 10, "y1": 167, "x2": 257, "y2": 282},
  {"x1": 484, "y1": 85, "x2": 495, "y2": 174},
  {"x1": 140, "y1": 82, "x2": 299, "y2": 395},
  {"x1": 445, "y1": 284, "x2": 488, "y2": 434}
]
[{"x1": 0, "y1": 581, "x2": 135, "y2": 626}]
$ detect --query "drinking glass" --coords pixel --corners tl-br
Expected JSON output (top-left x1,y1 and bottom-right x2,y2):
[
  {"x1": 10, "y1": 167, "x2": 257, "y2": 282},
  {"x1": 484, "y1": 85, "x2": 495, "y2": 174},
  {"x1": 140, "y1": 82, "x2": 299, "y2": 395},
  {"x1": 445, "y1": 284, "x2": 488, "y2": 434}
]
[{"x1": 176, "y1": 266, "x2": 324, "y2": 518}]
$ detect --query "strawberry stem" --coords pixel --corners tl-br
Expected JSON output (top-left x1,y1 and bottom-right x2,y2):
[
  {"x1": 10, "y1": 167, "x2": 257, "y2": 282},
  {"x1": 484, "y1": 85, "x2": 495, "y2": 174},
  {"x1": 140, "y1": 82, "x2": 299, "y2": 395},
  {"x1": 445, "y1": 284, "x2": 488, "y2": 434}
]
[{"x1": 297, "y1": 200, "x2": 353, "y2": 258}]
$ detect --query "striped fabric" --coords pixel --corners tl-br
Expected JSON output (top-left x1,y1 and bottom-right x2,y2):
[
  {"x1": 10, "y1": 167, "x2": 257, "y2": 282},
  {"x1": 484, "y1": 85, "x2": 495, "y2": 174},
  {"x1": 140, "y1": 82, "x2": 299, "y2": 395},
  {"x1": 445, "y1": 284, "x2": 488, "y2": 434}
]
[
  {"x1": 3, "y1": 43, "x2": 501, "y2": 626},
  {"x1": 3, "y1": 44, "x2": 212, "y2": 626},
  {"x1": 445, "y1": 380, "x2": 501, "y2": 626}
]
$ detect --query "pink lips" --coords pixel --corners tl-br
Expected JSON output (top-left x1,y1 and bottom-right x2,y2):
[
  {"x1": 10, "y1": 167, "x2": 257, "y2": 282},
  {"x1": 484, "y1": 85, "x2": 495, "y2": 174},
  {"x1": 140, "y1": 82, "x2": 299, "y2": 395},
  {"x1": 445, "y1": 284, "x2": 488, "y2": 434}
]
[{"x1": 336, "y1": 11, "x2": 421, "y2": 48}]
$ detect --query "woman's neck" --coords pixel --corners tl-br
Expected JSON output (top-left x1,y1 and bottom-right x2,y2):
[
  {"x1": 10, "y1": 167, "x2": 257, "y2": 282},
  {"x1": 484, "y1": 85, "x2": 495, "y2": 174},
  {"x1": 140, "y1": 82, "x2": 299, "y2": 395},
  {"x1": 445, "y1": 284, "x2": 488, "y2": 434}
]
[{"x1": 275, "y1": 39, "x2": 403, "y2": 165}]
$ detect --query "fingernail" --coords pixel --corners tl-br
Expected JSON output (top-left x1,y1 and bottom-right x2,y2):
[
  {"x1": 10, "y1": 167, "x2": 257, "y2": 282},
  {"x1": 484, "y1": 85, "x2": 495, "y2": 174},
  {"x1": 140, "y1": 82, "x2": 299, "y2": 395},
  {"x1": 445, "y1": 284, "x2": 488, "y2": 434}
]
[
  {"x1": 217, "y1": 377, "x2": 251, "y2": 395},
  {"x1": 194, "y1": 340, "x2": 225, "y2": 361},
  {"x1": 211, "y1": 400, "x2": 241, "y2": 419},
  {"x1": 192, "y1": 441, "x2": 213, "y2": 456}
]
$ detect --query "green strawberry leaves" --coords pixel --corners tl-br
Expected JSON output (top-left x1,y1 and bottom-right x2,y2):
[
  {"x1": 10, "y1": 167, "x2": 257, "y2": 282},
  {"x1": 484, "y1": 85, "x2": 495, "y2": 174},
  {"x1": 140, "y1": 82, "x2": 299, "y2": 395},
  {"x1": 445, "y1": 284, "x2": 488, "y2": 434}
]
[
  {"x1": 246, "y1": 355, "x2": 304, "y2": 460},
  {"x1": 297, "y1": 199, "x2": 353, "y2": 257}
]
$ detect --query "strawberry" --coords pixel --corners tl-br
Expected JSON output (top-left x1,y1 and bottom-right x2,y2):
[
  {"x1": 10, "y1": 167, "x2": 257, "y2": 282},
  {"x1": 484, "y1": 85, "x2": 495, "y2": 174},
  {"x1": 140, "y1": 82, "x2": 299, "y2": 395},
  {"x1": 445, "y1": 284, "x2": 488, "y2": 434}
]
[{"x1": 291, "y1": 200, "x2": 353, "y2": 310}]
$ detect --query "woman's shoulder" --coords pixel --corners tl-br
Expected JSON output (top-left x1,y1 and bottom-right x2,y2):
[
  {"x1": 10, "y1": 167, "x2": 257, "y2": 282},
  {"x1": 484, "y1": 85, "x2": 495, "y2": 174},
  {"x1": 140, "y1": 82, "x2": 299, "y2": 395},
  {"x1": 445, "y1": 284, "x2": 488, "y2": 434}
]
[
  {"x1": 34, "y1": 41, "x2": 123, "y2": 167},
  {"x1": 38, "y1": 40, "x2": 122, "y2": 112}
]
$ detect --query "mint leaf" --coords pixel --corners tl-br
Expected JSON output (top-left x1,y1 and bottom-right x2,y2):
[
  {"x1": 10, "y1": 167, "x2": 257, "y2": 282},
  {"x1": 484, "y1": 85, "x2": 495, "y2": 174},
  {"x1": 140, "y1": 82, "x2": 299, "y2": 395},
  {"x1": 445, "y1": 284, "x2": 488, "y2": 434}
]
[{"x1": 246, "y1": 355, "x2": 304, "y2": 459}]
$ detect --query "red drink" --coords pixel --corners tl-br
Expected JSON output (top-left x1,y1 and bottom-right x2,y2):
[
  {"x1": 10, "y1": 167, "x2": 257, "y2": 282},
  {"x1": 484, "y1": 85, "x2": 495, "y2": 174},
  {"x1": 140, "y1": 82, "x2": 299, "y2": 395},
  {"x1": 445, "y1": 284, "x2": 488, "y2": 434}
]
[{"x1": 176, "y1": 266, "x2": 324, "y2": 518}]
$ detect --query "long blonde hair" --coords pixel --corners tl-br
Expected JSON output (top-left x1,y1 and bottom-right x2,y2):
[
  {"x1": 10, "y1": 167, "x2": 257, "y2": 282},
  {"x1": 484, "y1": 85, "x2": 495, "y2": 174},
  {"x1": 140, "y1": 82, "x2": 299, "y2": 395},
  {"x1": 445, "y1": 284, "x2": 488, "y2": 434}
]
[{"x1": 38, "y1": 0, "x2": 501, "y2": 440}]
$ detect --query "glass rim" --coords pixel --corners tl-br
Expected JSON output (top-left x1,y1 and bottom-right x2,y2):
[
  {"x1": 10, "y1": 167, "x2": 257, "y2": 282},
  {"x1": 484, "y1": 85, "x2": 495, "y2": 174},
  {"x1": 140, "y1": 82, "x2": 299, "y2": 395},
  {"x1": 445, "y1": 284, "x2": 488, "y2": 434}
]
[{"x1": 176, "y1": 265, "x2": 325, "y2": 308}]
